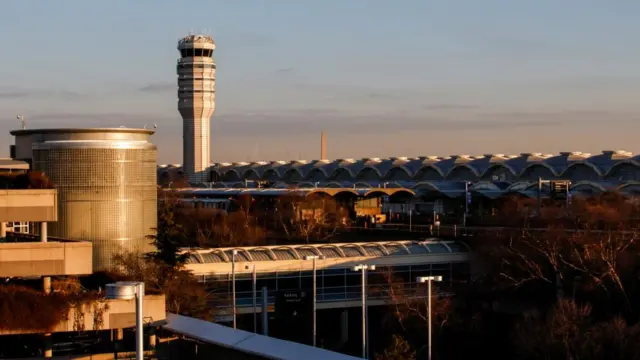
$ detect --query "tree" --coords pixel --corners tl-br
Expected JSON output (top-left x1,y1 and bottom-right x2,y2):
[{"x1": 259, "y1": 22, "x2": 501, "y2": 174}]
[
  {"x1": 117, "y1": 189, "x2": 219, "y2": 320},
  {"x1": 514, "y1": 300, "x2": 640, "y2": 360},
  {"x1": 0, "y1": 171, "x2": 54, "y2": 189},
  {"x1": 177, "y1": 203, "x2": 267, "y2": 248},
  {"x1": 113, "y1": 252, "x2": 216, "y2": 321},
  {"x1": 375, "y1": 335, "x2": 416, "y2": 360},
  {"x1": 275, "y1": 193, "x2": 348, "y2": 243},
  {"x1": 146, "y1": 190, "x2": 188, "y2": 267},
  {"x1": 373, "y1": 270, "x2": 474, "y2": 360},
  {"x1": 473, "y1": 192, "x2": 640, "y2": 313}
]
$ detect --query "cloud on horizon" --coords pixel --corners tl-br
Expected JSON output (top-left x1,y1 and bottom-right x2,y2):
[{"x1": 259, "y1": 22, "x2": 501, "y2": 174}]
[
  {"x1": 18, "y1": 107, "x2": 638, "y2": 135},
  {"x1": 0, "y1": 87, "x2": 82, "y2": 100},
  {"x1": 139, "y1": 83, "x2": 175, "y2": 93},
  {"x1": 275, "y1": 67, "x2": 294, "y2": 74},
  {"x1": 2, "y1": 107, "x2": 637, "y2": 163}
]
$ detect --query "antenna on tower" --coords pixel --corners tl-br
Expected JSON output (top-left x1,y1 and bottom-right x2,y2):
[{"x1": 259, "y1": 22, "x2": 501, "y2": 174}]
[
  {"x1": 16, "y1": 114, "x2": 25, "y2": 130},
  {"x1": 153, "y1": 123, "x2": 158, "y2": 129}
]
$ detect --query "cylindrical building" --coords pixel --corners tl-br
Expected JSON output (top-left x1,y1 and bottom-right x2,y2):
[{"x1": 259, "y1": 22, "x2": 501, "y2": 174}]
[
  {"x1": 10, "y1": 128, "x2": 157, "y2": 271},
  {"x1": 177, "y1": 34, "x2": 216, "y2": 184}
]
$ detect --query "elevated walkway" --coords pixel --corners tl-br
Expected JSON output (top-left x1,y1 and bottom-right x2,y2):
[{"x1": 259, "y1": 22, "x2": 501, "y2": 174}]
[
  {"x1": 183, "y1": 239, "x2": 470, "y2": 276},
  {"x1": 182, "y1": 240, "x2": 471, "y2": 316}
]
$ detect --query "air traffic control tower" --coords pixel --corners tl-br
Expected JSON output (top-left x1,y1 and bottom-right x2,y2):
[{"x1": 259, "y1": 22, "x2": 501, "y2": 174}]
[{"x1": 177, "y1": 34, "x2": 216, "y2": 184}]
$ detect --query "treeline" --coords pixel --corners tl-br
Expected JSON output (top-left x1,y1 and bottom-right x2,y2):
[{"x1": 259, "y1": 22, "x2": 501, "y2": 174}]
[
  {"x1": 376, "y1": 192, "x2": 640, "y2": 360},
  {"x1": 160, "y1": 190, "x2": 350, "y2": 247},
  {"x1": 0, "y1": 171, "x2": 54, "y2": 189}
]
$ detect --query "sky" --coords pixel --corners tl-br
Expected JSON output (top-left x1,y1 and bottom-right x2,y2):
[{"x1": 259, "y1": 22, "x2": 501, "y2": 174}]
[{"x1": 1, "y1": 1, "x2": 640, "y2": 164}]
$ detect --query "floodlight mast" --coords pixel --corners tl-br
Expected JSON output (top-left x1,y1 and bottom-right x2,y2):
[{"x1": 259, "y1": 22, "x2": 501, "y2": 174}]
[
  {"x1": 416, "y1": 276, "x2": 443, "y2": 360},
  {"x1": 105, "y1": 281, "x2": 145, "y2": 360},
  {"x1": 352, "y1": 264, "x2": 375, "y2": 359},
  {"x1": 304, "y1": 255, "x2": 326, "y2": 347},
  {"x1": 16, "y1": 114, "x2": 26, "y2": 130}
]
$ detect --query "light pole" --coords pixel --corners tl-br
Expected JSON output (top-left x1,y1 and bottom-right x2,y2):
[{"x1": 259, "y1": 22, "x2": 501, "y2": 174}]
[
  {"x1": 416, "y1": 276, "x2": 442, "y2": 360},
  {"x1": 232, "y1": 249, "x2": 238, "y2": 329},
  {"x1": 409, "y1": 208, "x2": 413, "y2": 231},
  {"x1": 105, "y1": 281, "x2": 145, "y2": 360},
  {"x1": 304, "y1": 255, "x2": 326, "y2": 347},
  {"x1": 352, "y1": 264, "x2": 375, "y2": 359},
  {"x1": 464, "y1": 181, "x2": 471, "y2": 228},
  {"x1": 246, "y1": 264, "x2": 257, "y2": 333}
]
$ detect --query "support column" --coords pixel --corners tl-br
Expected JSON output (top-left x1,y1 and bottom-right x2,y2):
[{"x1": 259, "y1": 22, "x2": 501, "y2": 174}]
[
  {"x1": 261, "y1": 287, "x2": 269, "y2": 336},
  {"x1": 43, "y1": 277, "x2": 51, "y2": 294},
  {"x1": 40, "y1": 221, "x2": 47, "y2": 242},
  {"x1": 43, "y1": 333, "x2": 53, "y2": 358},
  {"x1": 340, "y1": 309, "x2": 349, "y2": 346},
  {"x1": 43, "y1": 248, "x2": 53, "y2": 359},
  {"x1": 42, "y1": 221, "x2": 51, "y2": 296},
  {"x1": 0, "y1": 222, "x2": 6, "y2": 238},
  {"x1": 114, "y1": 328, "x2": 124, "y2": 358},
  {"x1": 149, "y1": 332, "x2": 157, "y2": 349}
]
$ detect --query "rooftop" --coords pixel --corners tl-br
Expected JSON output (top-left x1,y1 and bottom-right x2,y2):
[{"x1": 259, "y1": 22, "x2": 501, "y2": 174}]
[
  {"x1": 164, "y1": 313, "x2": 363, "y2": 360},
  {"x1": 178, "y1": 34, "x2": 215, "y2": 47},
  {"x1": 10, "y1": 128, "x2": 155, "y2": 136},
  {"x1": 0, "y1": 159, "x2": 29, "y2": 170},
  {"x1": 184, "y1": 240, "x2": 469, "y2": 264},
  {"x1": 159, "y1": 149, "x2": 640, "y2": 181}
]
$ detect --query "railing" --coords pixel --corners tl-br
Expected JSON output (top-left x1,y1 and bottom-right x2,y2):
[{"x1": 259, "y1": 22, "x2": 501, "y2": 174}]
[
  {"x1": 343, "y1": 223, "x2": 640, "y2": 236},
  {"x1": 343, "y1": 224, "x2": 470, "y2": 237},
  {"x1": 209, "y1": 282, "x2": 443, "y2": 310}
]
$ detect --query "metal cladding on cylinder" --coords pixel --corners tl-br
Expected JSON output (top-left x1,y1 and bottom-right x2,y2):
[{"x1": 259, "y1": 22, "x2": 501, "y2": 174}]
[
  {"x1": 12, "y1": 128, "x2": 158, "y2": 271},
  {"x1": 177, "y1": 34, "x2": 216, "y2": 184}
]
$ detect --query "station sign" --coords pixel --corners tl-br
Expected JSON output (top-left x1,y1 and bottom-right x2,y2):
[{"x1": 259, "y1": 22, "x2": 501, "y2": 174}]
[{"x1": 275, "y1": 290, "x2": 313, "y2": 319}]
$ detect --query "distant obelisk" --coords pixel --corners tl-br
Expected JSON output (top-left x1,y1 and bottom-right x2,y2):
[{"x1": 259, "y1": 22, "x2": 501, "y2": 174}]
[{"x1": 320, "y1": 132, "x2": 327, "y2": 160}]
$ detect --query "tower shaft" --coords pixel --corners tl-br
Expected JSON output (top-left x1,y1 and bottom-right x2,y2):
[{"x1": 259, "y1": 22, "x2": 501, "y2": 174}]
[{"x1": 177, "y1": 35, "x2": 216, "y2": 184}]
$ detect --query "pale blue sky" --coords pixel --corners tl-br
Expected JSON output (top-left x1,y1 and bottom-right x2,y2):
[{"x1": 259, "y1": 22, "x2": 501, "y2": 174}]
[{"x1": 1, "y1": 1, "x2": 640, "y2": 163}]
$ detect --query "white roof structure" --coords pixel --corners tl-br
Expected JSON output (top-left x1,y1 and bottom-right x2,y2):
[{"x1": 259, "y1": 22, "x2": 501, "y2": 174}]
[
  {"x1": 184, "y1": 240, "x2": 469, "y2": 264},
  {"x1": 164, "y1": 313, "x2": 362, "y2": 360},
  {"x1": 159, "y1": 150, "x2": 640, "y2": 184}
]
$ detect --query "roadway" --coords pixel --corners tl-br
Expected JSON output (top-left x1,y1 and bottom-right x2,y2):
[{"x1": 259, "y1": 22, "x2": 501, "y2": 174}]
[{"x1": 345, "y1": 223, "x2": 638, "y2": 236}]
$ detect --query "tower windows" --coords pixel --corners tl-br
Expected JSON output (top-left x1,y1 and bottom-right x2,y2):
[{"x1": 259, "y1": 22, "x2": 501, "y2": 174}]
[
  {"x1": 180, "y1": 48, "x2": 213, "y2": 58},
  {"x1": 176, "y1": 63, "x2": 216, "y2": 72}
]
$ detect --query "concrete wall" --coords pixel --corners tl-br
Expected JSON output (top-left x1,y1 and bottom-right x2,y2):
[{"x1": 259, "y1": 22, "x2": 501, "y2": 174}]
[
  {"x1": 0, "y1": 241, "x2": 92, "y2": 277},
  {"x1": 12, "y1": 134, "x2": 34, "y2": 162},
  {"x1": 0, "y1": 189, "x2": 57, "y2": 222},
  {"x1": 55, "y1": 294, "x2": 166, "y2": 332},
  {"x1": 0, "y1": 295, "x2": 166, "y2": 335}
]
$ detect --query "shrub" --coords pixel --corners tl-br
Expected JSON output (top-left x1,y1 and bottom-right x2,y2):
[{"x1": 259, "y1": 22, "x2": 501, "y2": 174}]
[{"x1": 0, "y1": 285, "x2": 107, "y2": 333}]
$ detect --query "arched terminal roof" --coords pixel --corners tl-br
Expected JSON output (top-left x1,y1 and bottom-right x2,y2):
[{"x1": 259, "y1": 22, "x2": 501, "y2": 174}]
[
  {"x1": 159, "y1": 150, "x2": 640, "y2": 183},
  {"x1": 171, "y1": 187, "x2": 415, "y2": 198},
  {"x1": 169, "y1": 180, "x2": 640, "y2": 201}
]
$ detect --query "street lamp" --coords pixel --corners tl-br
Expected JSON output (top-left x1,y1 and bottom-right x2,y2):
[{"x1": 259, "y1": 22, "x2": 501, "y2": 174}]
[
  {"x1": 416, "y1": 276, "x2": 442, "y2": 360},
  {"x1": 105, "y1": 281, "x2": 145, "y2": 360},
  {"x1": 304, "y1": 255, "x2": 326, "y2": 347},
  {"x1": 245, "y1": 264, "x2": 257, "y2": 333},
  {"x1": 231, "y1": 249, "x2": 238, "y2": 329},
  {"x1": 352, "y1": 264, "x2": 375, "y2": 359}
]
